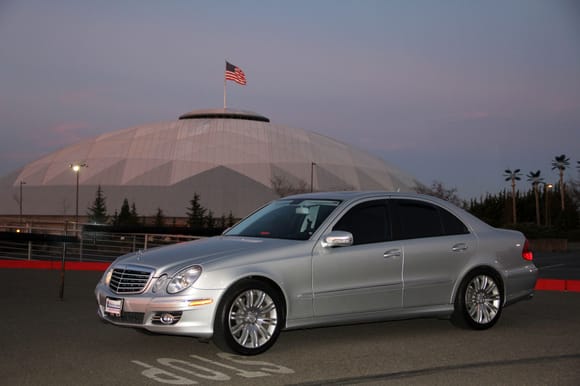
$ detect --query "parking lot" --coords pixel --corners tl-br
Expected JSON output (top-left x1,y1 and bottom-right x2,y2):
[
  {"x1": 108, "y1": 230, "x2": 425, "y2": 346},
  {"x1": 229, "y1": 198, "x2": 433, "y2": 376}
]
[{"x1": 1, "y1": 267, "x2": 579, "y2": 385}]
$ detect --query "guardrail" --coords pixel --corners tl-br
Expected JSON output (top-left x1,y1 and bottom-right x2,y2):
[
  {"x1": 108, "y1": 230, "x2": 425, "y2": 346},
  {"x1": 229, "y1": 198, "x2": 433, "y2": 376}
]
[{"x1": 0, "y1": 225, "x2": 199, "y2": 263}]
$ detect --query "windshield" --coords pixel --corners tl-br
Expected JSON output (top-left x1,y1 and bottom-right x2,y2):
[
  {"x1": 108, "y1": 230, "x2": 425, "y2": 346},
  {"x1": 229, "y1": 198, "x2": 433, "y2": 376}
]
[{"x1": 225, "y1": 199, "x2": 341, "y2": 240}]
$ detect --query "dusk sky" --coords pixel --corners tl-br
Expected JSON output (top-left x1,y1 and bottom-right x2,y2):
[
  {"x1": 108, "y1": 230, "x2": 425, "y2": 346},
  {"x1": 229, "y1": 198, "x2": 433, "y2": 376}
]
[{"x1": 1, "y1": 0, "x2": 579, "y2": 200}]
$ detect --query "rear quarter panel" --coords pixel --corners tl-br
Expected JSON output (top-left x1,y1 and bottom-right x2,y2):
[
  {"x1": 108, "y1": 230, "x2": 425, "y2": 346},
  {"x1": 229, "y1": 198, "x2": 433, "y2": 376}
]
[{"x1": 458, "y1": 228, "x2": 537, "y2": 305}]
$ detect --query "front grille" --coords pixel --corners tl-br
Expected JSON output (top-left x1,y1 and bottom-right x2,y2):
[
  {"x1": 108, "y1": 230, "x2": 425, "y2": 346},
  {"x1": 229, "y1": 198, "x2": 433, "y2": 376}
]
[{"x1": 109, "y1": 266, "x2": 153, "y2": 294}]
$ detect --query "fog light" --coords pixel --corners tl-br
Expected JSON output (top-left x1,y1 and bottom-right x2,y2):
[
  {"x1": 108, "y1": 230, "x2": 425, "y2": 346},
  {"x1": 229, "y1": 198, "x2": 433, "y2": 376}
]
[
  {"x1": 152, "y1": 311, "x2": 182, "y2": 325},
  {"x1": 160, "y1": 313, "x2": 175, "y2": 325}
]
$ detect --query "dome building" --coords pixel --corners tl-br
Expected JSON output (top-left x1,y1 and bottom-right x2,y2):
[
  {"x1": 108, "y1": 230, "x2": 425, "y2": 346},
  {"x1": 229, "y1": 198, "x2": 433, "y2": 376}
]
[{"x1": 0, "y1": 109, "x2": 421, "y2": 219}]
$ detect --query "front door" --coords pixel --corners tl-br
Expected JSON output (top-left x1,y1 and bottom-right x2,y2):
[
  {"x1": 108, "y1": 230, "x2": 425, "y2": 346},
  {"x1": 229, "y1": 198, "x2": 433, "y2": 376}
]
[{"x1": 312, "y1": 200, "x2": 403, "y2": 316}]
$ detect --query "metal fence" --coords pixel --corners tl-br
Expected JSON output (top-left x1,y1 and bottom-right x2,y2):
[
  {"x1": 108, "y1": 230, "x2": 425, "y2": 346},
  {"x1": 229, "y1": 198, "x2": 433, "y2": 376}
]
[{"x1": 0, "y1": 224, "x2": 199, "y2": 263}]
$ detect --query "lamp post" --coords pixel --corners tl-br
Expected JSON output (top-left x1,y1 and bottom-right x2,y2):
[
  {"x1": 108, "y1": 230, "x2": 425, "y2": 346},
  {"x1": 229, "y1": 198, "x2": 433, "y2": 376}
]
[
  {"x1": 69, "y1": 163, "x2": 87, "y2": 230},
  {"x1": 19, "y1": 180, "x2": 26, "y2": 224},
  {"x1": 310, "y1": 162, "x2": 317, "y2": 193},
  {"x1": 543, "y1": 183, "x2": 553, "y2": 227}
]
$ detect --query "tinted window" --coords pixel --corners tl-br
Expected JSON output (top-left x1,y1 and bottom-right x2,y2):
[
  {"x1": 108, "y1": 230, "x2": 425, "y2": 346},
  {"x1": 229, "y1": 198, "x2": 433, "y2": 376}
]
[
  {"x1": 440, "y1": 208, "x2": 469, "y2": 235},
  {"x1": 391, "y1": 199, "x2": 470, "y2": 240},
  {"x1": 333, "y1": 201, "x2": 389, "y2": 245},
  {"x1": 392, "y1": 200, "x2": 442, "y2": 240}
]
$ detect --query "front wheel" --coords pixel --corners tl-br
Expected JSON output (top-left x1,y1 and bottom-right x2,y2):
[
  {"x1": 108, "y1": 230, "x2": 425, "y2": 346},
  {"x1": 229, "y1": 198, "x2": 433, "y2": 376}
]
[
  {"x1": 213, "y1": 279, "x2": 284, "y2": 355},
  {"x1": 452, "y1": 270, "x2": 503, "y2": 330}
]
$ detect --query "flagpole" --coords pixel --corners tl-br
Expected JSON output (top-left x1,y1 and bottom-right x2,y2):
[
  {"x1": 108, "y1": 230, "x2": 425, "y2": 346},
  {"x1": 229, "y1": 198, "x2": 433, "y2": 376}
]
[{"x1": 223, "y1": 60, "x2": 227, "y2": 109}]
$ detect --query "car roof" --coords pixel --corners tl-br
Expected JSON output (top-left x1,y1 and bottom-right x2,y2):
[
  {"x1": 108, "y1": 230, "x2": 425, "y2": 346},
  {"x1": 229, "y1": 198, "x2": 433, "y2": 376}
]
[
  {"x1": 281, "y1": 190, "x2": 493, "y2": 232},
  {"x1": 283, "y1": 190, "x2": 430, "y2": 202}
]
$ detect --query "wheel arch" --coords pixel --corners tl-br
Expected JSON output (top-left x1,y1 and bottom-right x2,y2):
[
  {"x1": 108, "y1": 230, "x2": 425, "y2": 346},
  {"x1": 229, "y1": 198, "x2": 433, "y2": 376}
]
[
  {"x1": 219, "y1": 275, "x2": 288, "y2": 325},
  {"x1": 451, "y1": 265, "x2": 506, "y2": 305},
  {"x1": 212, "y1": 275, "x2": 288, "y2": 355}
]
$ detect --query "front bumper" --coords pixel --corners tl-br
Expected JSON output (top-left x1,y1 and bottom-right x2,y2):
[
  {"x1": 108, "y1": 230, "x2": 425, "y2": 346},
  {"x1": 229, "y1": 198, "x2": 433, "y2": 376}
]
[{"x1": 95, "y1": 282, "x2": 223, "y2": 339}]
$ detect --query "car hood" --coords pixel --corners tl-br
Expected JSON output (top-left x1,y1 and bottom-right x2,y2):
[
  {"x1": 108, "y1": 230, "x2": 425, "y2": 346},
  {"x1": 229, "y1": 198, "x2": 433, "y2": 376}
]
[{"x1": 112, "y1": 236, "x2": 303, "y2": 276}]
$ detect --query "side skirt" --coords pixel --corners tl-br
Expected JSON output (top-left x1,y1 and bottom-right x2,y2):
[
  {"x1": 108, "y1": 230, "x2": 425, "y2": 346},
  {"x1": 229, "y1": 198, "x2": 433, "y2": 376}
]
[{"x1": 285, "y1": 304, "x2": 454, "y2": 330}]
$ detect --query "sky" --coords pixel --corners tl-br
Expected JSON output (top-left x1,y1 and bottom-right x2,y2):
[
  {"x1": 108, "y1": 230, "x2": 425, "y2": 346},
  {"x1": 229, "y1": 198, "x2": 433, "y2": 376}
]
[{"x1": 0, "y1": 0, "x2": 579, "y2": 200}]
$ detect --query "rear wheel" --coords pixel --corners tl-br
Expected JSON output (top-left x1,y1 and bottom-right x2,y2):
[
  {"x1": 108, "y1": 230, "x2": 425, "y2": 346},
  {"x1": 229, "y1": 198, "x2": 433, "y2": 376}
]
[
  {"x1": 214, "y1": 279, "x2": 284, "y2": 355},
  {"x1": 452, "y1": 270, "x2": 503, "y2": 329}
]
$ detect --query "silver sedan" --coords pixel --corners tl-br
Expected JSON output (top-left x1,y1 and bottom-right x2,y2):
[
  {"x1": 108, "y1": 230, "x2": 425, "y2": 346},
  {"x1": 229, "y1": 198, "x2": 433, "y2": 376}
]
[{"x1": 95, "y1": 191, "x2": 538, "y2": 355}]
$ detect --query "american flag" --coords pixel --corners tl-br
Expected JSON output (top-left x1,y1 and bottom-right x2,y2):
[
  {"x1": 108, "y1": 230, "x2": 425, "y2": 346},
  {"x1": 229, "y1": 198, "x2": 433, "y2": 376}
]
[{"x1": 225, "y1": 61, "x2": 247, "y2": 85}]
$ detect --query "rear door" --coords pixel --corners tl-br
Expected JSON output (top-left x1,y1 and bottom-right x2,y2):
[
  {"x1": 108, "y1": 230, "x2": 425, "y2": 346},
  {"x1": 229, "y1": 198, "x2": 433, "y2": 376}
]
[{"x1": 389, "y1": 198, "x2": 477, "y2": 307}]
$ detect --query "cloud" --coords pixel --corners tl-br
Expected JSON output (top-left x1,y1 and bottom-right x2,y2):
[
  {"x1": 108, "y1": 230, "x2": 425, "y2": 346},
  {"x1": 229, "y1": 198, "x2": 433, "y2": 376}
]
[{"x1": 11, "y1": 122, "x2": 93, "y2": 155}]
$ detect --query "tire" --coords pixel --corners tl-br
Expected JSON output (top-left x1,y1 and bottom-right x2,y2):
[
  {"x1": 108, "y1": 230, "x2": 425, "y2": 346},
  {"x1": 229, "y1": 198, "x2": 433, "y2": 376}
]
[
  {"x1": 213, "y1": 279, "x2": 284, "y2": 355},
  {"x1": 452, "y1": 269, "x2": 503, "y2": 330}
]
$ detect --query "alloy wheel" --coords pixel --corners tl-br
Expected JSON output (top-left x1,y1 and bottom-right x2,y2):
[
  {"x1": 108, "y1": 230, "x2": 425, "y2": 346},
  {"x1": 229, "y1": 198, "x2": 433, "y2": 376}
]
[
  {"x1": 227, "y1": 289, "x2": 278, "y2": 349},
  {"x1": 465, "y1": 274, "x2": 501, "y2": 325}
]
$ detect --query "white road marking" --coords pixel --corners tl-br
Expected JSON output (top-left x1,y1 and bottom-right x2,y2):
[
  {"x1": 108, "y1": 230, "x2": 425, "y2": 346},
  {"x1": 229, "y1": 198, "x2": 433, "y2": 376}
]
[{"x1": 132, "y1": 354, "x2": 295, "y2": 384}]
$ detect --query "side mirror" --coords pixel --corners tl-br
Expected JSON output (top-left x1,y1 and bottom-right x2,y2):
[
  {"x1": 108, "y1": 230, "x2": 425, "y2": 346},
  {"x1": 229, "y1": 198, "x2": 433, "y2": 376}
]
[{"x1": 321, "y1": 231, "x2": 353, "y2": 248}]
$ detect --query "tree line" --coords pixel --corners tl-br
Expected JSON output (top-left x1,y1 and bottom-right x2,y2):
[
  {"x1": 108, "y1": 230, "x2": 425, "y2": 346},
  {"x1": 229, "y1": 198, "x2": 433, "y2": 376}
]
[
  {"x1": 86, "y1": 186, "x2": 236, "y2": 235},
  {"x1": 421, "y1": 154, "x2": 580, "y2": 239},
  {"x1": 85, "y1": 154, "x2": 579, "y2": 239}
]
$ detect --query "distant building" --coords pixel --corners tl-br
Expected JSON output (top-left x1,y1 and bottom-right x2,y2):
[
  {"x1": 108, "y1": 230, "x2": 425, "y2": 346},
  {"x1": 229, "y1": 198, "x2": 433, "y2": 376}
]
[{"x1": 0, "y1": 109, "x2": 421, "y2": 219}]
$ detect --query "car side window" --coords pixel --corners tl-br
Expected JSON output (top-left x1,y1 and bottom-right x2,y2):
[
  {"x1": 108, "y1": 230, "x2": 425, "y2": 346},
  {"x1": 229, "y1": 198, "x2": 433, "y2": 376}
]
[
  {"x1": 391, "y1": 200, "x2": 442, "y2": 240},
  {"x1": 439, "y1": 207, "x2": 469, "y2": 235},
  {"x1": 333, "y1": 201, "x2": 389, "y2": 245},
  {"x1": 391, "y1": 199, "x2": 469, "y2": 240}
]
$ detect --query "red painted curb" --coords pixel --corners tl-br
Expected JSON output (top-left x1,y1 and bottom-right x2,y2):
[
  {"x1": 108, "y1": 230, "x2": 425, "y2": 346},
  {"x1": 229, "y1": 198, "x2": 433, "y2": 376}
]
[
  {"x1": 535, "y1": 278, "x2": 580, "y2": 293},
  {"x1": 567, "y1": 280, "x2": 580, "y2": 292},
  {"x1": 534, "y1": 279, "x2": 566, "y2": 291},
  {"x1": 0, "y1": 259, "x2": 110, "y2": 271}
]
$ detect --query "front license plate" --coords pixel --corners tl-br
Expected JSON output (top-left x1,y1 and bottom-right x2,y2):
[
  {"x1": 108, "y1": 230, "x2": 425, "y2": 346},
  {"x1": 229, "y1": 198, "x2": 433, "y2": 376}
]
[{"x1": 105, "y1": 297, "x2": 123, "y2": 317}]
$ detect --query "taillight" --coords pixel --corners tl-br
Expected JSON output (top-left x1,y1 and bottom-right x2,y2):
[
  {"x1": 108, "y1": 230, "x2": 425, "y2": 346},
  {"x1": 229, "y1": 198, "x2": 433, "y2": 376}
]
[{"x1": 522, "y1": 239, "x2": 533, "y2": 261}]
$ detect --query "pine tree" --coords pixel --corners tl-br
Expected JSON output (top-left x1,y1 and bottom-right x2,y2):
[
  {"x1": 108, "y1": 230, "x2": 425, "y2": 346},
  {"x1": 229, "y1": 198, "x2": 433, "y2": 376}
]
[
  {"x1": 117, "y1": 198, "x2": 132, "y2": 225},
  {"x1": 186, "y1": 193, "x2": 206, "y2": 231},
  {"x1": 111, "y1": 209, "x2": 119, "y2": 226},
  {"x1": 154, "y1": 208, "x2": 165, "y2": 227},
  {"x1": 206, "y1": 210, "x2": 215, "y2": 230},
  {"x1": 130, "y1": 202, "x2": 139, "y2": 225},
  {"x1": 227, "y1": 211, "x2": 236, "y2": 227},
  {"x1": 219, "y1": 214, "x2": 227, "y2": 230},
  {"x1": 87, "y1": 185, "x2": 108, "y2": 224}
]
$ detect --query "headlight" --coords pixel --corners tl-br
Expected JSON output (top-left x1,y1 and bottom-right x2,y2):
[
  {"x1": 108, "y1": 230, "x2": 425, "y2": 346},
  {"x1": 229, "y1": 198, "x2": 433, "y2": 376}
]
[
  {"x1": 167, "y1": 266, "x2": 202, "y2": 294},
  {"x1": 152, "y1": 274, "x2": 168, "y2": 293},
  {"x1": 102, "y1": 266, "x2": 114, "y2": 286}
]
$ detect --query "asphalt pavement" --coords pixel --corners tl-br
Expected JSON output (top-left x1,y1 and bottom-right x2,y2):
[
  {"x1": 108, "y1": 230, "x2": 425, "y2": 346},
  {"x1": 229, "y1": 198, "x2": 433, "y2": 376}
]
[
  {"x1": 534, "y1": 249, "x2": 580, "y2": 279},
  {"x1": 1, "y1": 264, "x2": 579, "y2": 385}
]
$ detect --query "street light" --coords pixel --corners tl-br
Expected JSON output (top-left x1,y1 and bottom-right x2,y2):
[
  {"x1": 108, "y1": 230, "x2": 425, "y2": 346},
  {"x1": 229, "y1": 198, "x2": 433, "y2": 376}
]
[
  {"x1": 543, "y1": 183, "x2": 553, "y2": 227},
  {"x1": 310, "y1": 162, "x2": 317, "y2": 193},
  {"x1": 19, "y1": 180, "x2": 26, "y2": 224},
  {"x1": 69, "y1": 163, "x2": 87, "y2": 229}
]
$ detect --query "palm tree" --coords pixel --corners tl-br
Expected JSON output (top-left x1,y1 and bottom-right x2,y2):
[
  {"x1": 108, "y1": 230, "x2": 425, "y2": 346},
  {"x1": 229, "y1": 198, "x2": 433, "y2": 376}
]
[
  {"x1": 551, "y1": 154, "x2": 570, "y2": 211},
  {"x1": 526, "y1": 170, "x2": 544, "y2": 226},
  {"x1": 503, "y1": 168, "x2": 521, "y2": 224}
]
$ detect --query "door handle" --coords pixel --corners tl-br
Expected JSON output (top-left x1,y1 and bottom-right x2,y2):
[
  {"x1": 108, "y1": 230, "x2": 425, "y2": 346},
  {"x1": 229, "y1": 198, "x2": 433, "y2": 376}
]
[
  {"x1": 384, "y1": 249, "x2": 401, "y2": 258},
  {"x1": 452, "y1": 243, "x2": 468, "y2": 252}
]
